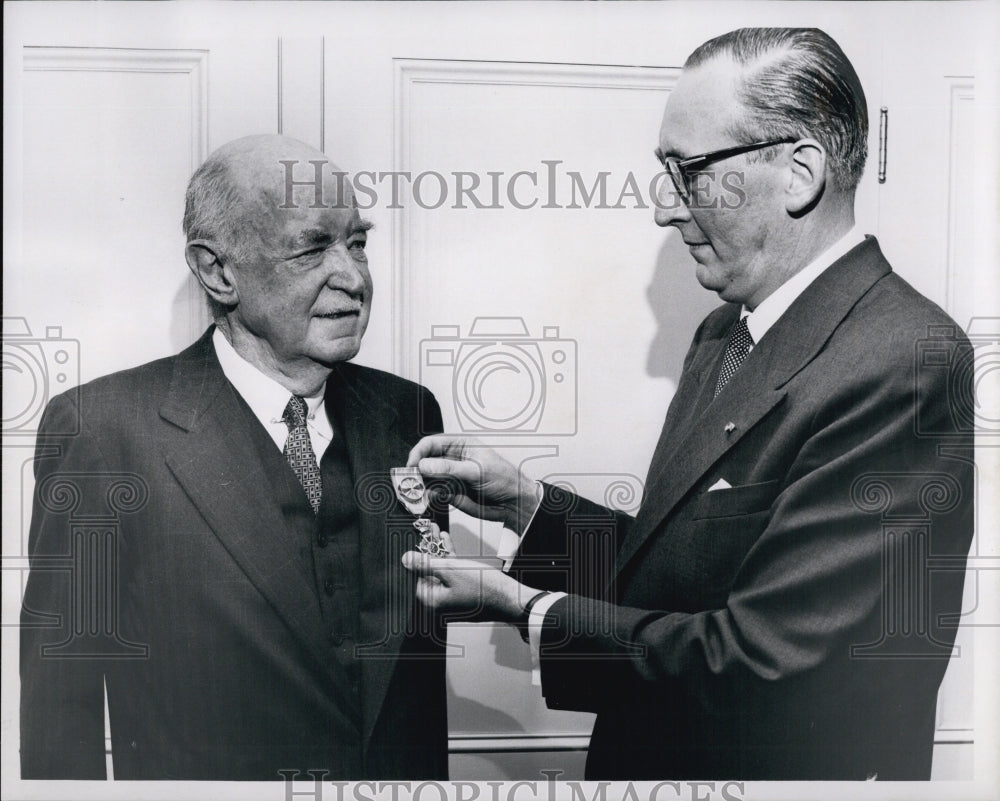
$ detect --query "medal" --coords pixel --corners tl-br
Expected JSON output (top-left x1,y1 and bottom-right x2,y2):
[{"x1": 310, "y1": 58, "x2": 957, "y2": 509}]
[
  {"x1": 391, "y1": 466, "x2": 428, "y2": 515},
  {"x1": 390, "y1": 467, "x2": 452, "y2": 557}
]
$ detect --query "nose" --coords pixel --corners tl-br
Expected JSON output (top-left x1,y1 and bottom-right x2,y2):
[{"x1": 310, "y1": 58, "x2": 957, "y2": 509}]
[
  {"x1": 324, "y1": 243, "x2": 367, "y2": 295},
  {"x1": 653, "y1": 172, "x2": 692, "y2": 228}
]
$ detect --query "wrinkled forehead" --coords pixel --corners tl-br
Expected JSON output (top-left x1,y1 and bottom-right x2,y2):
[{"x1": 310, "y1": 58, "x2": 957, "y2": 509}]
[
  {"x1": 245, "y1": 159, "x2": 360, "y2": 233},
  {"x1": 231, "y1": 154, "x2": 352, "y2": 214},
  {"x1": 274, "y1": 159, "x2": 356, "y2": 212},
  {"x1": 659, "y1": 58, "x2": 745, "y2": 154}
]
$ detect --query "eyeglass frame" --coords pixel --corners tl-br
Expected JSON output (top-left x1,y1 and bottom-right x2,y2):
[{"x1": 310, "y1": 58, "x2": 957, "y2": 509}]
[{"x1": 656, "y1": 138, "x2": 797, "y2": 203}]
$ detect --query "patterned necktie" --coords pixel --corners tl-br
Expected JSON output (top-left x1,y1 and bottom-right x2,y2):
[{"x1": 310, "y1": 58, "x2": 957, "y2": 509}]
[
  {"x1": 282, "y1": 395, "x2": 323, "y2": 514},
  {"x1": 714, "y1": 316, "x2": 754, "y2": 398}
]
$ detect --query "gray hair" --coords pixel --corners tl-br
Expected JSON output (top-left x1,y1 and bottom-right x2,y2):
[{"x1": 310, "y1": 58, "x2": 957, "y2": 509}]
[
  {"x1": 182, "y1": 152, "x2": 269, "y2": 318},
  {"x1": 686, "y1": 28, "x2": 868, "y2": 191},
  {"x1": 182, "y1": 156, "x2": 268, "y2": 259}
]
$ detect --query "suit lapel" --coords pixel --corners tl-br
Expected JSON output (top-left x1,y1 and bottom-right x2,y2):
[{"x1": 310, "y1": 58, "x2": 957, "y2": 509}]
[
  {"x1": 326, "y1": 364, "x2": 418, "y2": 744},
  {"x1": 160, "y1": 329, "x2": 332, "y2": 674},
  {"x1": 619, "y1": 375, "x2": 786, "y2": 576},
  {"x1": 616, "y1": 237, "x2": 892, "y2": 577},
  {"x1": 641, "y1": 304, "x2": 737, "y2": 500}
]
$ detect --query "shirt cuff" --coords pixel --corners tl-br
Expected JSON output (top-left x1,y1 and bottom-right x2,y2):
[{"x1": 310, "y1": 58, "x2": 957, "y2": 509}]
[
  {"x1": 528, "y1": 591, "x2": 566, "y2": 686},
  {"x1": 498, "y1": 481, "x2": 544, "y2": 573}
]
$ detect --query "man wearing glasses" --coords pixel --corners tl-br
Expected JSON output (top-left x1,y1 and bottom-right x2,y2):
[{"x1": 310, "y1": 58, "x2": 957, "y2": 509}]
[{"x1": 403, "y1": 28, "x2": 974, "y2": 780}]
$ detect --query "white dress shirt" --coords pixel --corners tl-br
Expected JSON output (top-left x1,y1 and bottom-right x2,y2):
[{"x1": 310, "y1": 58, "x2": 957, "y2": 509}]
[
  {"x1": 743, "y1": 226, "x2": 864, "y2": 344},
  {"x1": 511, "y1": 226, "x2": 865, "y2": 683},
  {"x1": 212, "y1": 328, "x2": 333, "y2": 463}
]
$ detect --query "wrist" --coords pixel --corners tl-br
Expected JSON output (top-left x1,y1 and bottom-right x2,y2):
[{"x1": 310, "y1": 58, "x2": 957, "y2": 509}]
[
  {"x1": 491, "y1": 580, "x2": 538, "y2": 625},
  {"x1": 513, "y1": 589, "x2": 550, "y2": 642},
  {"x1": 505, "y1": 479, "x2": 543, "y2": 533}
]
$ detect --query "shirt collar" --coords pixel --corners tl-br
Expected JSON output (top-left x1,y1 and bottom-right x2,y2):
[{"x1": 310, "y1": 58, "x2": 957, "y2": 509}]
[
  {"x1": 212, "y1": 328, "x2": 326, "y2": 426},
  {"x1": 743, "y1": 226, "x2": 864, "y2": 344}
]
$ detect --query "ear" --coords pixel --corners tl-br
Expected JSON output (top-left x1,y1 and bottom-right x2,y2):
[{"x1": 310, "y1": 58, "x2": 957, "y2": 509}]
[
  {"x1": 784, "y1": 138, "x2": 827, "y2": 214},
  {"x1": 185, "y1": 240, "x2": 239, "y2": 308}
]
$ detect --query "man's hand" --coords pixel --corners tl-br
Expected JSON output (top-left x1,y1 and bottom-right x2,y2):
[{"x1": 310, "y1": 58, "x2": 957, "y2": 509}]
[
  {"x1": 401, "y1": 550, "x2": 531, "y2": 623},
  {"x1": 407, "y1": 435, "x2": 542, "y2": 532}
]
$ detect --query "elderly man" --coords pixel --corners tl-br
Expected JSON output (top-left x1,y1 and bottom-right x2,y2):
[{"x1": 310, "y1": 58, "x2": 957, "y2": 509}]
[
  {"x1": 20, "y1": 135, "x2": 449, "y2": 779},
  {"x1": 404, "y1": 29, "x2": 974, "y2": 780}
]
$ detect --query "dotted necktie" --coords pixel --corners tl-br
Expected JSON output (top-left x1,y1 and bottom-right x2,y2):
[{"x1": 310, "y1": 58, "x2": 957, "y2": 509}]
[
  {"x1": 282, "y1": 395, "x2": 323, "y2": 514},
  {"x1": 714, "y1": 316, "x2": 754, "y2": 398}
]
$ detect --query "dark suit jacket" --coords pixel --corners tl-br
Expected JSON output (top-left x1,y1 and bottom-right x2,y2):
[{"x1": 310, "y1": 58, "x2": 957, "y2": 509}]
[
  {"x1": 513, "y1": 238, "x2": 974, "y2": 780},
  {"x1": 20, "y1": 328, "x2": 449, "y2": 780}
]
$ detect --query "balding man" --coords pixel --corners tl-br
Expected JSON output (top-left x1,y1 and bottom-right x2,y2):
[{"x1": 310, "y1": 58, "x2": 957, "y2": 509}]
[
  {"x1": 403, "y1": 29, "x2": 974, "y2": 780},
  {"x1": 20, "y1": 135, "x2": 449, "y2": 780}
]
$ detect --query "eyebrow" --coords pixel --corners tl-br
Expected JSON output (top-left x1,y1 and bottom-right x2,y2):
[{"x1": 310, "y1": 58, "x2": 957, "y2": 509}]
[
  {"x1": 288, "y1": 220, "x2": 374, "y2": 253},
  {"x1": 292, "y1": 228, "x2": 334, "y2": 249}
]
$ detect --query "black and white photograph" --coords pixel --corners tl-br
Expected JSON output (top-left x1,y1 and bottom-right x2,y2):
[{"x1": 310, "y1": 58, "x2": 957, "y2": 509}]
[{"x1": 3, "y1": 2, "x2": 998, "y2": 800}]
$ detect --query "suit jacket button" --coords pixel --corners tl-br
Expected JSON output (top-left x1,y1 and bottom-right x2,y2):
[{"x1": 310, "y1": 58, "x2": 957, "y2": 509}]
[
  {"x1": 317, "y1": 532, "x2": 329, "y2": 547},
  {"x1": 323, "y1": 579, "x2": 336, "y2": 596}
]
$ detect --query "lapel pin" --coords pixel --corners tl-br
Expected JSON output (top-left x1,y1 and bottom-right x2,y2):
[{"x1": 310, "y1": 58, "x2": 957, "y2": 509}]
[{"x1": 724, "y1": 422, "x2": 736, "y2": 434}]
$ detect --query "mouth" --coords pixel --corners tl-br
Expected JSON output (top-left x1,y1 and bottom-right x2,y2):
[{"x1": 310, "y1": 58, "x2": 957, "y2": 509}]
[{"x1": 315, "y1": 309, "x2": 361, "y2": 320}]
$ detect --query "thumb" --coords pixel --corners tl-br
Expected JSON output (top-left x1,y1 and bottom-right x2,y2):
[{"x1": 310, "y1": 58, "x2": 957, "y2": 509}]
[
  {"x1": 401, "y1": 550, "x2": 432, "y2": 575},
  {"x1": 416, "y1": 456, "x2": 462, "y2": 477},
  {"x1": 402, "y1": 551, "x2": 449, "y2": 581},
  {"x1": 418, "y1": 457, "x2": 487, "y2": 489},
  {"x1": 406, "y1": 434, "x2": 468, "y2": 468}
]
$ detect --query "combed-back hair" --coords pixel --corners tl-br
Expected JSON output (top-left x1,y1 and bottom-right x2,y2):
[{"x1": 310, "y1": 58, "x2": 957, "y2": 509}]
[{"x1": 686, "y1": 28, "x2": 868, "y2": 190}]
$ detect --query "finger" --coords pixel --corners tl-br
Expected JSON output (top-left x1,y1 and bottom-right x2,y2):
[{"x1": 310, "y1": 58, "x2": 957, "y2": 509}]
[
  {"x1": 422, "y1": 573, "x2": 458, "y2": 607},
  {"x1": 406, "y1": 435, "x2": 470, "y2": 468},
  {"x1": 439, "y1": 530, "x2": 455, "y2": 557},
  {"x1": 425, "y1": 477, "x2": 481, "y2": 510},
  {"x1": 447, "y1": 494, "x2": 505, "y2": 522},
  {"x1": 401, "y1": 550, "x2": 434, "y2": 576},
  {"x1": 416, "y1": 457, "x2": 485, "y2": 485},
  {"x1": 423, "y1": 478, "x2": 490, "y2": 519},
  {"x1": 414, "y1": 576, "x2": 441, "y2": 608},
  {"x1": 425, "y1": 481, "x2": 457, "y2": 508},
  {"x1": 401, "y1": 550, "x2": 452, "y2": 578}
]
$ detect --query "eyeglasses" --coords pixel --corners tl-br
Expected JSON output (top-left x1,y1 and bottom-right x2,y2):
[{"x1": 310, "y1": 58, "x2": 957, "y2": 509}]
[{"x1": 656, "y1": 138, "x2": 795, "y2": 203}]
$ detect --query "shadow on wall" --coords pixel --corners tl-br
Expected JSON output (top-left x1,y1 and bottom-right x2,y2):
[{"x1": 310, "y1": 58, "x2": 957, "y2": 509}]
[
  {"x1": 446, "y1": 671, "x2": 526, "y2": 736},
  {"x1": 171, "y1": 272, "x2": 210, "y2": 352},
  {"x1": 645, "y1": 229, "x2": 723, "y2": 384}
]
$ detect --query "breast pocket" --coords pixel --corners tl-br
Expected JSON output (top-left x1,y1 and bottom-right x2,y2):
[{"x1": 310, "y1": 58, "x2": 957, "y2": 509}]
[
  {"x1": 690, "y1": 478, "x2": 782, "y2": 520},
  {"x1": 680, "y1": 479, "x2": 783, "y2": 607}
]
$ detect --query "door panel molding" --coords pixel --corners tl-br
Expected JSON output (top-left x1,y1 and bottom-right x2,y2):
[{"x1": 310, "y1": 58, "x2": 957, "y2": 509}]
[
  {"x1": 944, "y1": 76, "x2": 975, "y2": 325},
  {"x1": 392, "y1": 58, "x2": 680, "y2": 377},
  {"x1": 22, "y1": 45, "x2": 211, "y2": 348}
]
